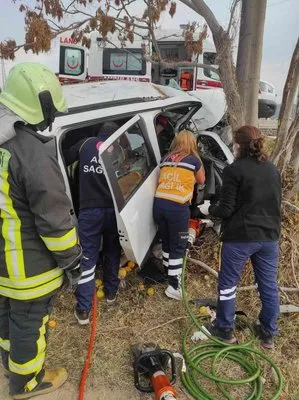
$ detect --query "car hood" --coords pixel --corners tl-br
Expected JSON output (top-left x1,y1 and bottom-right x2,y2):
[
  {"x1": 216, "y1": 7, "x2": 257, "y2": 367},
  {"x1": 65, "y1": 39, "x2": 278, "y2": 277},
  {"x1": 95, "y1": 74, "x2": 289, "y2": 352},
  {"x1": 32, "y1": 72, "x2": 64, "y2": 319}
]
[{"x1": 188, "y1": 89, "x2": 227, "y2": 130}]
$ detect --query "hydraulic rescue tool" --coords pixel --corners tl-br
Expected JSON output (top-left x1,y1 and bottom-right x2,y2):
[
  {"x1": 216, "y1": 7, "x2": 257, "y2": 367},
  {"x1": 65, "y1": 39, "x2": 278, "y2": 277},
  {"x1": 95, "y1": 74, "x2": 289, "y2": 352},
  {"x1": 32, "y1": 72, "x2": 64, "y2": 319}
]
[
  {"x1": 187, "y1": 218, "x2": 206, "y2": 248},
  {"x1": 132, "y1": 343, "x2": 177, "y2": 400}
]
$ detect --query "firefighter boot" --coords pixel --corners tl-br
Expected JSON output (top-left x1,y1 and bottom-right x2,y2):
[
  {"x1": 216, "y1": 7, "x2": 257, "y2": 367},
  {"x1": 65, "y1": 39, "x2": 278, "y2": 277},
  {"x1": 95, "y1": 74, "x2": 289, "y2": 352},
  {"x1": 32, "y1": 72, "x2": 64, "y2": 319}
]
[{"x1": 13, "y1": 368, "x2": 68, "y2": 399}]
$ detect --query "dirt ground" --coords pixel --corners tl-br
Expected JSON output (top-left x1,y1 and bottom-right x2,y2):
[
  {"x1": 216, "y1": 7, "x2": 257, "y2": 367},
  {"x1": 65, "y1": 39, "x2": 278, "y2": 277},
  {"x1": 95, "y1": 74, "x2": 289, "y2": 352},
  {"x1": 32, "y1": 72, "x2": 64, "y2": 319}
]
[
  {"x1": 0, "y1": 372, "x2": 145, "y2": 400},
  {"x1": 3, "y1": 229, "x2": 298, "y2": 400},
  {"x1": 2, "y1": 251, "x2": 299, "y2": 400}
]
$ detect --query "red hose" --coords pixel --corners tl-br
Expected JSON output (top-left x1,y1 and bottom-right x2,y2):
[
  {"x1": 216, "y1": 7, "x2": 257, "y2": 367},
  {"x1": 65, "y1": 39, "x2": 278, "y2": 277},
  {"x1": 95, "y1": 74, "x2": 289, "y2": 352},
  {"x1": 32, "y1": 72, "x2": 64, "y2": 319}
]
[{"x1": 78, "y1": 290, "x2": 97, "y2": 400}]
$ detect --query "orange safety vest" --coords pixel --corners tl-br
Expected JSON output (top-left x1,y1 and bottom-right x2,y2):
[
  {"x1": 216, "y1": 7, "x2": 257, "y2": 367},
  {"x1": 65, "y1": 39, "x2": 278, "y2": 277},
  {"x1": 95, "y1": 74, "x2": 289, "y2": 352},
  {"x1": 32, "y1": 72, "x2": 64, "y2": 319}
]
[{"x1": 155, "y1": 160, "x2": 196, "y2": 204}]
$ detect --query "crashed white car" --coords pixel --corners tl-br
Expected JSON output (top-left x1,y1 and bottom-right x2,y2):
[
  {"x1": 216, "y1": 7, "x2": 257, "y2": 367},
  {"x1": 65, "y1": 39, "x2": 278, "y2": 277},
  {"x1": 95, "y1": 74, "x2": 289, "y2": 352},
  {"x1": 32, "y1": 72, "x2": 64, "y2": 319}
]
[{"x1": 47, "y1": 81, "x2": 233, "y2": 266}]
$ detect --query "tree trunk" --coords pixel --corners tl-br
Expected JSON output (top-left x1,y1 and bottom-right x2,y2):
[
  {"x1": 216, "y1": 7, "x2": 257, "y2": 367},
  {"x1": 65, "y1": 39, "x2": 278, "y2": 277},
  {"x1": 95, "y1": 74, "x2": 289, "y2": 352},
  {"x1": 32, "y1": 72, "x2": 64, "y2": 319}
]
[
  {"x1": 290, "y1": 132, "x2": 299, "y2": 173},
  {"x1": 272, "y1": 39, "x2": 299, "y2": 167},
  {"x1": 236, "y1": 0, "x2": 267, "y2": 126},
  {"x1": 213, "y1": 29, "x2": 245, "y2": 131},
  {"x1": 187, "y1": 0, "x2": 245, "y2": 130},
  {"x1": 236, "y1": 0, "x2": 256, "y2": 110}
]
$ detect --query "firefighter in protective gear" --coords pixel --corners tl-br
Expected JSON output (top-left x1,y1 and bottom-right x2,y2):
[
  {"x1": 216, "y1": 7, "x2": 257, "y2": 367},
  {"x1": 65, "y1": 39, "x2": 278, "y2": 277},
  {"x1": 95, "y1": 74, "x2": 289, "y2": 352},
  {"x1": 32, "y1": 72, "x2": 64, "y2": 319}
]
[{"x1": 0, "y1": 63, "x2": 82, "y2": 399}]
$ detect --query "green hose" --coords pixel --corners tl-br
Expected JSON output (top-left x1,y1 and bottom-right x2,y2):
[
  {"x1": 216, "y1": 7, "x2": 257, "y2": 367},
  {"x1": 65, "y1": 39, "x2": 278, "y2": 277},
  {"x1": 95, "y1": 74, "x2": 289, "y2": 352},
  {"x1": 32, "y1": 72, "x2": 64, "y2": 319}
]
[{"x1": 181, "y1": 254, "x2": 283, "y2": 399}]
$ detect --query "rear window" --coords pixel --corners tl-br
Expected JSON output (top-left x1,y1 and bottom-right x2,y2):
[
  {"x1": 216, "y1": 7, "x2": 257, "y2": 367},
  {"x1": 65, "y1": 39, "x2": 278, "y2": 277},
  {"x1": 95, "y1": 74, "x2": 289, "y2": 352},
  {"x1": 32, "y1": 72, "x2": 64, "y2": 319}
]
[
  {"x1": 59, "y1": 47, "x2": 85, "y2": 76},
  {"x1": 259, "y1": 82, "x2": 274, "y2": 94},
  {"x1": 103, "y1": 49, "x2": 146, "y2": 76}
]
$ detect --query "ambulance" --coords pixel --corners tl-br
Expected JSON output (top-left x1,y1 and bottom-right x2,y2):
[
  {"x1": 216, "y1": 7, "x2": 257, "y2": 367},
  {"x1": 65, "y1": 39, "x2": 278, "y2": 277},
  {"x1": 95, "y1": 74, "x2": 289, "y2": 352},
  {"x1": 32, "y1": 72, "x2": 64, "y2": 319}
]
[
  {"x1": 58, "y1": 29, "x2": 276, "y2": 118},
  {"x1": 58, "y1": 28, "x2": 220, "y2": 91}
]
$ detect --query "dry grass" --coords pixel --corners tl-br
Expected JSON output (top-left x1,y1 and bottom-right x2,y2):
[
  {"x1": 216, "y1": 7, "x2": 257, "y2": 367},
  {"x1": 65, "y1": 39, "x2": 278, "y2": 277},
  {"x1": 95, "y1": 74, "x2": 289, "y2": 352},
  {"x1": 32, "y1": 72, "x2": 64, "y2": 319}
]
[
  {"x1": 46, "y1": 220, "x2": 299, "y2": 400},
  {"x1": 263, "y1": 135, "x2": 277, "y2": 158}
]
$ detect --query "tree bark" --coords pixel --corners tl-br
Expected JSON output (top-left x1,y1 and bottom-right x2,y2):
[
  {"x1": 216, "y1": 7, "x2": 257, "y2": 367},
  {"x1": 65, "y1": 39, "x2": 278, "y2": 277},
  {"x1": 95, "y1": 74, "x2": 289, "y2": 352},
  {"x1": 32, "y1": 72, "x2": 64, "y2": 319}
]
[
  {"x1": 213, "y1": 29, "x2": 245, "y2": 131},
  {"x1": 237, "y1": 0, "x2": 256, "y2": 110},
  {"x1": 272, "y1": 39, "x2": 299, "y2": 167},
  {"x1": 237, "y1": 0, "x2": 267, "y2": 126},
  {"x1": 182, "y1": 0, "x2": 245, "y2": 130},
  {"x1": 289, "y1": 118, "x2": 299, "y2": 173},
  {"x1": 290, "y1": 134, "x2": 299, "y2": 173}
]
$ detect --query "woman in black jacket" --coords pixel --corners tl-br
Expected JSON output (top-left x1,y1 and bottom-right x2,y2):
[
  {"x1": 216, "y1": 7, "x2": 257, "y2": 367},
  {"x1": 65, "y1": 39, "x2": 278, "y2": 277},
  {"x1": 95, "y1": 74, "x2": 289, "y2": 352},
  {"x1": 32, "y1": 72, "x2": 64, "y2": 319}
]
[{"x1": 199, "y1": 125, "x2": 281, "y2": 349}]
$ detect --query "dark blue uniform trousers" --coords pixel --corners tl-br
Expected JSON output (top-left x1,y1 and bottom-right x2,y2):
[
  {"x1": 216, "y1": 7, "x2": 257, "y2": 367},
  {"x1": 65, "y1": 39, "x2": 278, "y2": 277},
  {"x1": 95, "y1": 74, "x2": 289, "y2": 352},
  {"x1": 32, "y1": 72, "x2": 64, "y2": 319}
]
[
  {"x1": 153, "y1": 203, "x2": 190, "y2": 289},
  {"x1": 216, "y1": 241, "x2": 280, "y2": 336},
  {"x1": 76, "y1": 207, "x2": 121, "y2": 312}
]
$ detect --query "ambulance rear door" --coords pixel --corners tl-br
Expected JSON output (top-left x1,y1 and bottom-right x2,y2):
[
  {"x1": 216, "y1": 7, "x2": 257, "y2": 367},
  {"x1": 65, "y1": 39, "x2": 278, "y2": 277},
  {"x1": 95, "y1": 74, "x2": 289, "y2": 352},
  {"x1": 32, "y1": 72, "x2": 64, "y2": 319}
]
[
  {"x1": 59, "y1": 43, "x2": 87, "y2": 82},
  {"x1": 98, "y1": 115, "x2": 159, "y2": 266}
]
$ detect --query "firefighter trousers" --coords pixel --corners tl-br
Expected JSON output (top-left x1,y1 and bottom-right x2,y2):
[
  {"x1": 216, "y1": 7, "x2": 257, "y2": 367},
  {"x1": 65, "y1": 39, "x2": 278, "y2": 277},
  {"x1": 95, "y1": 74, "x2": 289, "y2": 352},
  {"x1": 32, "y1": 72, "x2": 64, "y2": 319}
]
[
  {"x1": 153, "y1": 203, "x2": 190, "y2": 290},
  {"x1": 0, "y1": 294, "x2": 55, "y2": 395}
]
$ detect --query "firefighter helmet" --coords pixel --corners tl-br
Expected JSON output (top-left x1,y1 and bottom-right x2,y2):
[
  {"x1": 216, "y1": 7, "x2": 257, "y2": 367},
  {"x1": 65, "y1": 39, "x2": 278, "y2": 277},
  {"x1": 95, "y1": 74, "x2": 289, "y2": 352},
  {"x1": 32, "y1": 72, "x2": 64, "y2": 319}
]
[{"x1": 0, "y1": 62, "x2": 67, "y2": 130}]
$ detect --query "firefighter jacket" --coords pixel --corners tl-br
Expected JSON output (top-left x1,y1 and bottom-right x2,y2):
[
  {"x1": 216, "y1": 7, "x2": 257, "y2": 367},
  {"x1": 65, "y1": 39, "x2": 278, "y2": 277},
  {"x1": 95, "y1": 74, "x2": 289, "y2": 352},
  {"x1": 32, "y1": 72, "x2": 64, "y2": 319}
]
[{"x1": 0, "y1": 106, "x2": 81, "y2": 300}]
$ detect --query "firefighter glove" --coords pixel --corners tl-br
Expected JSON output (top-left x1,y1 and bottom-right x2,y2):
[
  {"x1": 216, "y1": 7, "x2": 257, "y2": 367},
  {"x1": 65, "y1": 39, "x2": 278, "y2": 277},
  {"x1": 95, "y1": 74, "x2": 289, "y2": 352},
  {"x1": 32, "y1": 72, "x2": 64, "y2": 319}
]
[{"x1": 64, "y1": 264, "x2": 82, "y2": 291}]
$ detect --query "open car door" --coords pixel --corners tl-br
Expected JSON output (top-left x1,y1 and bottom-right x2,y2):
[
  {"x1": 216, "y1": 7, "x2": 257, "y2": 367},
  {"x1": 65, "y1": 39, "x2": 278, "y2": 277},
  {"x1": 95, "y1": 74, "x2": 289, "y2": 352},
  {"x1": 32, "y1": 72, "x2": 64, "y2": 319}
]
[{"x1": 98, "y1": 115, "x2": 159, "y2": 266}]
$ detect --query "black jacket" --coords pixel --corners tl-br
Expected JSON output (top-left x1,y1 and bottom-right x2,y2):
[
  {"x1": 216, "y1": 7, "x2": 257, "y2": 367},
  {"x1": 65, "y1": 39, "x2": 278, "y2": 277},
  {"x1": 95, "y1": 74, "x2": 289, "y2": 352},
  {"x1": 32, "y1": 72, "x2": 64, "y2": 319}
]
[
  {"x1": 209, "y1": 157, "x2": 281, "y2": 242},
  {"x1": 65, "y1": 137, "x2": 113, "y2": 210}
]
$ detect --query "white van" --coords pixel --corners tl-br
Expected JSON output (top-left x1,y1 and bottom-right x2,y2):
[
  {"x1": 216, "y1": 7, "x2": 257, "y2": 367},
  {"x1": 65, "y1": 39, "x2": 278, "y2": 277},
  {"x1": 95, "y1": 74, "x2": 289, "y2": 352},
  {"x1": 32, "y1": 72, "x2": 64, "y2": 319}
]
[
  {"x1": 48, "y1": 81, "x2": 233, "y2": 266},
  {"x1": 258, "y1": 80, "x2": 277, "y2": 119}
]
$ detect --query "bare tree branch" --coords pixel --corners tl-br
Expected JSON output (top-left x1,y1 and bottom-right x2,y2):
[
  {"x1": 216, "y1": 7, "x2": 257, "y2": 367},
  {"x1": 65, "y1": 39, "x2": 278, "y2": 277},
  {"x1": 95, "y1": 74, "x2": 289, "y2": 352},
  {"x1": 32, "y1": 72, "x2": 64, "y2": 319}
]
[
  {"x1": 61, "y1": 0, "x2": 77, "y2": 13},
  {"x1": 179, "y1": 0, "x2": 199, "y2": 14},
  {"x1": 146, "y1": 57, "x2": 219, "y2": 73},
  {"x1": 149, "y1": 28, "x2": 162, "y2": 60},
  {"x1": 227, "y1": 0, "x2": 241, "y2": 35},
  {"x1": 188, "y1": 0, "x2": 222, "y2": 34}
]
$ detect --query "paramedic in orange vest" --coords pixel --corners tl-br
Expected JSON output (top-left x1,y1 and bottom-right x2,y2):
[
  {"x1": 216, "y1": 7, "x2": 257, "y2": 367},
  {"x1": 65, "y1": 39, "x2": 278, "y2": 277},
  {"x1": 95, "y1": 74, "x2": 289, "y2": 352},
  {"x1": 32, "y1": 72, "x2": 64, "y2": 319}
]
[{"x1": 154, "y1": 130, "x2": 205, "y2": 300}]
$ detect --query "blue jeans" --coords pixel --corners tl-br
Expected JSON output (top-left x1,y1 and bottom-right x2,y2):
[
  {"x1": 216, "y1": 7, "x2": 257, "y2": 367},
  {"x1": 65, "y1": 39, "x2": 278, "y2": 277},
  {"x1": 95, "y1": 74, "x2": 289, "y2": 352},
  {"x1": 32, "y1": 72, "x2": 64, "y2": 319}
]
[
  {"x1": 216, "y1": 241, "x2": 280, "y2": 336},
  {"x1": 75, "y1": 207, "x2": 121, "y2": 312},
  {"x1": 153, "y1": 202, "x2": 190, "y2": 289}
]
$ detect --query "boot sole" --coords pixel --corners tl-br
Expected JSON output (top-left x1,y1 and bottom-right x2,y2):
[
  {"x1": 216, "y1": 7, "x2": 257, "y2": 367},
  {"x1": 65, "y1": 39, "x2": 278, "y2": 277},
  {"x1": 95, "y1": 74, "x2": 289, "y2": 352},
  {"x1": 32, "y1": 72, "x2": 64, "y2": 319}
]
[
  {"x1": 74, "y1": 311, "x2": 89, "y2": 325},
  {"x1": 260, "y1": 341, "x2": 275, "y2": 350},
  {"x1": 13, "y1": 371, "x2": 68, "y2": 399}
]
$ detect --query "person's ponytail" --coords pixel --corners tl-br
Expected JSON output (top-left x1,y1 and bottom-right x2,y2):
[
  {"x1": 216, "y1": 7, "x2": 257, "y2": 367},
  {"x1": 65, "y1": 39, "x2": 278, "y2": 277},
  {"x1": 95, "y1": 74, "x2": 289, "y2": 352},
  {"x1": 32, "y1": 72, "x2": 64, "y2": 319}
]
[{"x1": 234, "y1": 125, "x2": 268, "y2": 162}]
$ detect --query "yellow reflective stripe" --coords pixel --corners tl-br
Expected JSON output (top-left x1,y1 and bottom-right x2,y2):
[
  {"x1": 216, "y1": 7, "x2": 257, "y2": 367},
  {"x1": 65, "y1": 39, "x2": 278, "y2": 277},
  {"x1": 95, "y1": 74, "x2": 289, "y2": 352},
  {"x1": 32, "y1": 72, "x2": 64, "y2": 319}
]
[
  {"x1": 25, "y1": 377, "x2": 38, "y2": 392},
  {"x1": 0, "y1": 267, "x2": 63, "y2": 289},
  {"x1": 0, "y1": 275, "x2": 63, "y2": 300},
  {"x1": 37, "y1": 315, "x2": 48, "y2": 359},
  {"x1": 40, "y1": 227, "x2": 78, "y2": 252},
  {"x1": 68, "y1": 161, "x2": 78, "y2": 180},
  {"x1": 9, "y1": 352, "x2": 44, "y2": 375},
  {"x1": 0, "y1": 337, "x2": 10, "y2": 351},
  {"x1": 9, "y1": 316, "x2": 48, "y2": 376},
  {"x1": 155, "y1": 191, "x2": 192, "y2": 203},
  {"x1": 0, "y1": 169, "x2": 25, "y2": 279}
]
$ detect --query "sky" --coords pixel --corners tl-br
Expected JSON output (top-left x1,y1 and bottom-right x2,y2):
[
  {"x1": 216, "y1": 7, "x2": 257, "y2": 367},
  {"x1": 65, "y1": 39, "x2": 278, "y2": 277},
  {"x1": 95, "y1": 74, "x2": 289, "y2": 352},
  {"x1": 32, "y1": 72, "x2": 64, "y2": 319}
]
[{"x1": 0, "y1": 0, "x2": 298, "y2": 100}]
